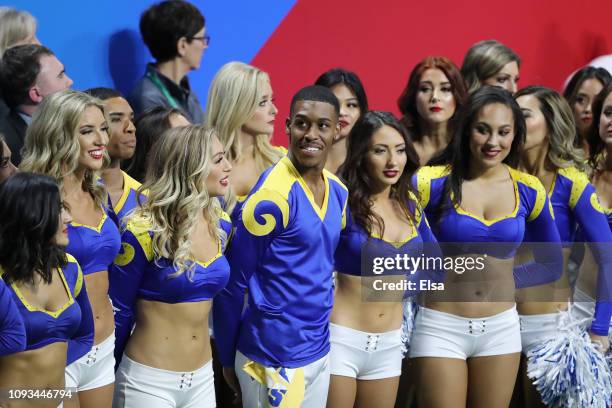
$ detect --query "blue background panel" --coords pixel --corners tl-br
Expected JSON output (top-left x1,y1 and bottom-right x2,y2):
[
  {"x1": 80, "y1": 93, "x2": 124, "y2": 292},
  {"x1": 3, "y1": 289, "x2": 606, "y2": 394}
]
[{"x1": 6, "y1": 1, "x2": 296, "y2": 106}]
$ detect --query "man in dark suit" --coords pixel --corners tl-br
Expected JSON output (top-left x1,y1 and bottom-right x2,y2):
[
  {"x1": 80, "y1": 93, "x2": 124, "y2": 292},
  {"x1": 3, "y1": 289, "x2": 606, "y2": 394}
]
[{"x1": 0, "y1": 44, "x2": 73, "y2": 165}]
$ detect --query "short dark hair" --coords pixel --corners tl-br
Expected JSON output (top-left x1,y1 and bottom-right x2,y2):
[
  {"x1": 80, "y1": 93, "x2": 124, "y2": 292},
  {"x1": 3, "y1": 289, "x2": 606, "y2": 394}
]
[
  {"x1": 125, "y1": 106, "x2": 184, "y2": 182},
  {"x1": 315, "y1": 68, "x2": 369, "y2": 112},
  {"x1": 0, "y1": 44, "x2": 54, "y2": 108},
  {"x1": 84, "y1": 87, "x2": 123, "y2": 101},
  {"x1": 0, "y1": 172, "x2": 67, "y2": 285},
  {"x1": 289, "y1": 85, "x2": 340, "y2": 118},
  {"x1": 140, "y1": 0, "x2": 205, "y2": 63}
]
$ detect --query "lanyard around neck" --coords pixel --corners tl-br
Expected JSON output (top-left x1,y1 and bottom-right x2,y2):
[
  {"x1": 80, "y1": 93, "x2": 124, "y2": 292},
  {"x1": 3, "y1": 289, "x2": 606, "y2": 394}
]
[{"x1": 146, "y1": 70, "x2": 180, "y2": 109}]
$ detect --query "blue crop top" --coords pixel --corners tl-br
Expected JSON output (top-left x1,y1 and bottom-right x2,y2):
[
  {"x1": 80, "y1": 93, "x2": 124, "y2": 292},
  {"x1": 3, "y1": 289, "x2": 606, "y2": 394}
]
[
  {"x1": 0, "y1": 280, "x2": 26, "y2": 356},
  {"x1": 415, "y1": 165, "x2": 563, "y2": 289},
  {"x1": 1, "y1": 255, "x2": 94, "y2": 365},
  {"x1": 109, "y1": 210, "x2": 232, "y2": 363},
  {"x1": 114, "y1": 171, "x2": 146, "y2": 223},
  {"x1": 66, "y1": 207, "x2": 121, "y2": 275},
  {"x1": 335, "y1": 193, "x2": 444, "y2": 294},
  {"x1": 520, "y1": 167, "x2": 612, "y2": 336}
]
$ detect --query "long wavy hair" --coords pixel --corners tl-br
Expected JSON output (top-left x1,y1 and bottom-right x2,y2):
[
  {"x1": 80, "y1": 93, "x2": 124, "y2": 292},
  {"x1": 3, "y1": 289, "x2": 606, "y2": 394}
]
[
  {"x1": 135, "y1": 125, "x2": 225, "y2": 279},
  {"x1": 397, "y1": 56, "x2": 468, "y2": 142},
  {"x1": 340, "y1": 111, "x2": 420, "y2": 237},
  {"x1": 437, "y1": 86, "x2": 526, "y2": 218},
  {"x1": 515, "y1": 86, "x2": 586, "y2": 171},
  {"x1": 461, "y1": 40, "x2": 521, "y2": 94},
  {"x1": 20, "y1": 90, "x2": 108, "y2": 208},
  {"x1": 587, "y1": 82, "x2": 612, "y2": 170},
  {"x1": 0, "y1": 172, "x2": 66, "y2": 285}
]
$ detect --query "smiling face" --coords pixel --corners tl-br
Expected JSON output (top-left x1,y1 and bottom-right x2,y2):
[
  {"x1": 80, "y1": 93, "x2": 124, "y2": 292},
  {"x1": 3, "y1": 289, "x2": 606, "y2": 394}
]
[
  {"x1": 573, "y1": 78, "x2": 604, "y2": 138},
  {"x1": 516, "y1": 94, "x2": 548, "y2": 151},
  {"x1": 242, "y1": 77, "x2": 278, "y2": 137},
  {"x1": 415, "y1": 68, "x2": 456, "y2": 126},
  {"x1": 366, "y1": 125, "x2": 407, "y2": 190},
  {"x1": 468, "y1": 102, "x2": 515, "y2": 171},
  {"x1": 77, "y1": 106, "x2": 109, "y2": 171},
  {"x1": 104, "y1": 97, "x2": 136, "y2": 161},
  {"x1": 286, "y1": 100, "x2": 339, "y2": 172},
  {"x1": 483, "y1": 61, "x2": 520, "y2": 94},
  {"x1": 204, "y1": 135, "x2": 232, "y2": 197},
  {"x1": 331, "y1": 84, "x2": 361, "y2": 141}
]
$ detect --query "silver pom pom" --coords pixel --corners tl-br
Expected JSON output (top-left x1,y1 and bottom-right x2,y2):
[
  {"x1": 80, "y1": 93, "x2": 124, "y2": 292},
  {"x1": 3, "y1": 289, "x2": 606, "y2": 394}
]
[{"x1": 526, "y1": 307, "x2": 612, "y2": 408}]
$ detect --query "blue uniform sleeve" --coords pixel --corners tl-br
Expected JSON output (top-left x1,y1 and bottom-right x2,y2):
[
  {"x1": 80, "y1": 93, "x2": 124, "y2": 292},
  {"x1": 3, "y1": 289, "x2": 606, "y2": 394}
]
[
  {"x1": 67, "y1": 264, "x2": 94, "y2": 365},
  {"x1": 513, "y1": 191, "x2": 563, "y2": 288},
  {"x1": 213, "y1": 189, "x2": 289, "y2": 367},
  {"x1": 109, "y1": 223, "x2": 151, "y2": 365},
  {"x1": 0, "y1": 280, "x2": 26, "y2": 356},
  {"x1": 410, "y1": 207, "x2": 445, "y2": 295},
  {"x1": 572, "y1": 182, "x2": 612, "y2": 335}
]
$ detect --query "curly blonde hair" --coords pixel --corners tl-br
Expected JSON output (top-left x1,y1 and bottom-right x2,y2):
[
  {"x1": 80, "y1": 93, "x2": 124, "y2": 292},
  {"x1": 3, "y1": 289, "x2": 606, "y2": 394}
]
[
  {"x1": 20, "y1": 90, "x2": 108, "y2": 207},
  {"x1": 135, "y1": 125, "x2": 225, "y2": 279},
  {"x1": 514, "y1": 86, "x2": 586, "y2": 171}
]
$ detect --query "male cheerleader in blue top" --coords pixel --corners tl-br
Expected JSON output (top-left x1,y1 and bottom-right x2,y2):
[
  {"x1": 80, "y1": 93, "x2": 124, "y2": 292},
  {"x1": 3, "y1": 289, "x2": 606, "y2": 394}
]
[{"x1": 213, "y1": 85, "x2": 349, "y2": 408}]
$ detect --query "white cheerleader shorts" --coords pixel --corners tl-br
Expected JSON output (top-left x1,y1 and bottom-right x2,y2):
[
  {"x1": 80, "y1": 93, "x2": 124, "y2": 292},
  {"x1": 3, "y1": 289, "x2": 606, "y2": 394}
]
[
  {"x1": 519, "y1": 313, "x2": 559, "y2": 354},
  {"x1": 113, "y1": 355, "x2": 215, "y2": 408},
  {"x1": 409, "y1": 306, "x2": 521, "y2": 359},
  {"x1": 65, "y1": 331, "x2": 115, "y2": 391},
  {"x1": 329, "y1": 323, "x2": 402, "y2": 380},
  {"x1": 572, "y1": 286, "x2": 595, "y2": 326}
]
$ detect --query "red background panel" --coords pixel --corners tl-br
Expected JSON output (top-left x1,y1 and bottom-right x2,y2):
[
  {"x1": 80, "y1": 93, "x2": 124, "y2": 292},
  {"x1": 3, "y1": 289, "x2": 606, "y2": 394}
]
[{"x1": 252, "y1": 0, "x2": 611, "y2": 146}]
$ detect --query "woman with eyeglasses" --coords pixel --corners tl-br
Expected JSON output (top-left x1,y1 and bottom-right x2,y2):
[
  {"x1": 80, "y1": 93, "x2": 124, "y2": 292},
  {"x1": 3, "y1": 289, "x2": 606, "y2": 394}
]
[{"x1": 130, "y1": 0, "x2": 208, "y2": 123}]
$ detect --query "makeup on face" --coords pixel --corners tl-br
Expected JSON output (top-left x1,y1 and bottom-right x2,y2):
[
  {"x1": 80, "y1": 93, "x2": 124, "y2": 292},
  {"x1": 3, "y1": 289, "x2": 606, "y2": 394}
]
[
  {"x1": 483, "y1": 61, "x2": 520, "y2": 94},
  {"x1": 469, "y1": 103, "x2": 515, "y2": 168},
  {"x1": 415, "y1": 68, "x2": 456, "y2": 126},
  {"x1": 331, "y1": 84, "x2": 361, "y2": 140}
]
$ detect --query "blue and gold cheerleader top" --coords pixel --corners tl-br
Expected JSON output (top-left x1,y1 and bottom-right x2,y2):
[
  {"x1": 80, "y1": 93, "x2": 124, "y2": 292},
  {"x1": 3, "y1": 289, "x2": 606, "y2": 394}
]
[
  {"x1": 1, "y1": 254, "x2": 94, "y2": 364},
  {"x1": 415, "y1": 165, "x2": 563, "y2": 289},
  {"x1": 553, "y1": 167, "x2": 612, "y2": 336},
  {"x1": 335, "y1": 192, "x2": 444, "y2": 290},
  {"x1": 110, "y1": 210, "x2": 232, "y2": 361},
  {"x1": 66, "y1": 206, "x2": 121, "y2": 276}
]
